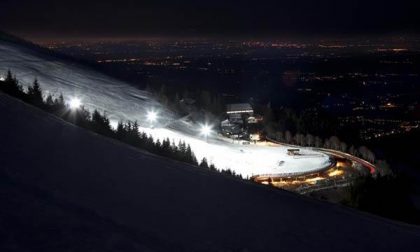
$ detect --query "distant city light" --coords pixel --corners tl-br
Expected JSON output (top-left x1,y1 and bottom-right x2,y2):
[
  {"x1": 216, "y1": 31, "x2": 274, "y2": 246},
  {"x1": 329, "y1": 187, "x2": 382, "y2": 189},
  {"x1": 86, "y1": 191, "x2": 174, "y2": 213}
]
[
  {"x1": 0, "y1": 76, "x2": 5, "y2": 81},
  {"x1": 69, "y1": 97, "x2": 82, "y2": 110},
  {"x1": 147, "y1": 110, "x2": 158, "y2": 123}
]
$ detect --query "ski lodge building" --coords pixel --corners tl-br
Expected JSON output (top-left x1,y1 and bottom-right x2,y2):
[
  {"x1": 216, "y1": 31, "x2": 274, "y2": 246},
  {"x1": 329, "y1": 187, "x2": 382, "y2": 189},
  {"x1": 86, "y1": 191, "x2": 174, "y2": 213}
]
[{"x1": 226, "y1": 103, "x2": 254, "y2": 123}]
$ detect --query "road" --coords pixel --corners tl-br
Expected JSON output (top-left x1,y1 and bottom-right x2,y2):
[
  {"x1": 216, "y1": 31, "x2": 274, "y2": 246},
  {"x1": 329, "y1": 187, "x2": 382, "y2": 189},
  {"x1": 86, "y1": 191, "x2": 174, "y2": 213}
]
[
  {"x1": 315, "y1": 148, "x2": 376, "y2": 175},
  {"x1": 265, "y1": 136, "x2": 376, "y2": 175}
]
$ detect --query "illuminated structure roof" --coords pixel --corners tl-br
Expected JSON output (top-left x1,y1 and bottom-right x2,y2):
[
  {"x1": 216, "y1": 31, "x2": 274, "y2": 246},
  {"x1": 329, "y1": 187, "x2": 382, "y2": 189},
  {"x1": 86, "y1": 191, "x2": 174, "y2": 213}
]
[{"x1": 226, "y1": 103, "x2": 253, "y2": 114}]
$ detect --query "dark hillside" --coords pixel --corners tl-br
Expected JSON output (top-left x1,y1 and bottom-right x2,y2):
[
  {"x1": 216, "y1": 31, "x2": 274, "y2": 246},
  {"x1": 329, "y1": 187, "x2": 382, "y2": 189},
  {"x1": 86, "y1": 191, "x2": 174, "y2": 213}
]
[{"x1": 1, "y1": 93, "x2": 420, "y2": 251}]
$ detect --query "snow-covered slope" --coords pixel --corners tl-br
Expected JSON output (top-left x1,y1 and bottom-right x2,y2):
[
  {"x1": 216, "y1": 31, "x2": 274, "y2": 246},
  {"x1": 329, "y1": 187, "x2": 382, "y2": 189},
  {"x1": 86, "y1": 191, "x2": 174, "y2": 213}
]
[
  {"x1": 0, "y1": 35, "x2": 331, "y2": 177},
  {"x1": 1, "y1": 93, "x2": 420, "y2": 251},
  {"x1": 0, "y1": 36, "x2": 174, "y2": 125}
]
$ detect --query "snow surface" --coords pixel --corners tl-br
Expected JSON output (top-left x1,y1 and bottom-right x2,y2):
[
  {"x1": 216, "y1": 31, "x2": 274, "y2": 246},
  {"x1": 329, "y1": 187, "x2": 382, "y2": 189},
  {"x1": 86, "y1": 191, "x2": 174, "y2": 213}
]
[
  {"x1": 140, "y1": 126, "x2": 331, "y2": 177},
  {"x1": 0, "y1": 39, "x2": 330, "y2": 177},
  {"x1": 1, "y1": 93, "x2": 420, "y2": 251}
]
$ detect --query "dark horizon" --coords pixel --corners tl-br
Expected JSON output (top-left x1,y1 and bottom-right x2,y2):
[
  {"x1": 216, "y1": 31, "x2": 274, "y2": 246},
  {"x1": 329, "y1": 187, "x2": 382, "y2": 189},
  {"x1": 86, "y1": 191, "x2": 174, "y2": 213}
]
[{"x1": 1, "y1": 0, "x2": 418, "y2": 40}]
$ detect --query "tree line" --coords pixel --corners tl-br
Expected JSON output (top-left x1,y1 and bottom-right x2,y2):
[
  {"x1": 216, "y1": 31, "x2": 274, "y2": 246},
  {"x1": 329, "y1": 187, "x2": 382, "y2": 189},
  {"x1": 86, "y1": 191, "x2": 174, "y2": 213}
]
[
  {"x1": 145, "y1": 82, "x2": 224, "y2": 121},
  {"x1": 269, "y1": 130, "x2": 376, "y2": 163},
  {"x1": 260, "y1": 104, "x2": 379, "y2": 163},
  {"x1": 0, "y1": 70, "x2": 241, "y2": 179}
]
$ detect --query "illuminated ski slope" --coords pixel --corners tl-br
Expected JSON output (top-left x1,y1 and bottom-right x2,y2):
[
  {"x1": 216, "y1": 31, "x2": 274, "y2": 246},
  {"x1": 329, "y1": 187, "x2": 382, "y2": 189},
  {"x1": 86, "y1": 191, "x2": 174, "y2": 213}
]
[
  {"x1": 140, "y1": 126, "x2": 331, "y2": 177},
  {"x1": 0, "y1": 38, "x2": 331, "y2": 177},
  {"x1": 0, "y1": 40, "x2": 174, "y2": 126}
]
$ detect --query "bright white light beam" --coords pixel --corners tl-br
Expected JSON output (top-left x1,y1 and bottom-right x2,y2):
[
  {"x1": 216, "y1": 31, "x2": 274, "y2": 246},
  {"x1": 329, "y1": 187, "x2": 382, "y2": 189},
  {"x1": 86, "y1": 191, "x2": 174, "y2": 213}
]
[
  {"x1": 200, "y1": 124, "x2": 212, "y2": 140},
  {"x1": 147, "y1": 110, "x2": 158, "y2": 123},
  {"x1": 69, "y1": 97, "x2": 82, "y2": 110}
]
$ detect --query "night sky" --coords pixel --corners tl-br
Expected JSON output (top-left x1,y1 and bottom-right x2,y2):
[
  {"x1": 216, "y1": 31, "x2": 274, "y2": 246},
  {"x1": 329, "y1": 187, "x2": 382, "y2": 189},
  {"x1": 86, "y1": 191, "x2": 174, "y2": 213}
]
[{"x1": 0, "y1": 0, "x2": 418, "y2": 38}]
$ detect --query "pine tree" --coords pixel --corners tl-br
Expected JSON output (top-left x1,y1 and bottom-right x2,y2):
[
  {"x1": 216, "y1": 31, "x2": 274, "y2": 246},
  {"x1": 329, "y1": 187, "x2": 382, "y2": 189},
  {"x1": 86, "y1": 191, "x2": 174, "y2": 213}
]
[
  {"x1": 209, "y1": 164, "x2": 216, "y2": 171},
  {"x1": 45, "y1": 94, "x2": 54, "y2": 106},
  {"x1": 58, "y1": 93, "x2": 65, "y2": 107},
  {"x1": 72, "y1": 106, "x2": 91, "y2": 128},
  {"x1": 199, "y1": 157, "x2": 209, "y2": 169},
  {"x1": 178, "y1": 141, "x2": 187, "y2": 154},
  {"x1": 162, "y1": 138, "x2": 171, "y2": 155},
  {"x1": 51, "y1": 93, "x2": 66, "y2": 113},
  {"x1": 116, "y1": 121, "x2": 125, "y2": 140},
  {"x1": 91, "y1": 110, "x2": 112, "y2": 136},
  {"x1": 27, "y1": 78, "x2": 43, "y2": 105},
  {"x1": 5, "y1": 70, "x2": 13, "y2": 83},
  {"x1": 132, "y1": 121, "x2": 140, "y2": 138},
  {"x1": 171, "y1": 140, "x2": 178, "y2": 153},
  {"x1": 1, "y1": 70, "x2": 23, "y2": 97},
  {"x1": 185, "y1": 144, "x2": 196, "y2": 164},
  {"x1": 155, "y1": 139, "x2": 162, "y2": 150}
]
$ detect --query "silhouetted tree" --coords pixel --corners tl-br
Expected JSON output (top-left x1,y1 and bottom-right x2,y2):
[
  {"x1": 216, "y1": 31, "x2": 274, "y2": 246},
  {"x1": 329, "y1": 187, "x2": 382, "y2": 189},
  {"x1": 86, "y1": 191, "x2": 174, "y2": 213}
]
[
  {"x1": 209, "y1": 164, "x2": 217, "y2": 171},
  {"x1": 5, "y1": 70, "x2": 13, "y2": 83},
  {"x1": 285, "y1": 130, "x2": 292, "y2": 144},
  {"x1": 45, "y1": 94, "x2": 54, "y2": 106},
  {"x1": 275, "y1": 131, "x2": 284, "y2": 142},
  {"x1": 27, "y1": 78, "x2": 43, "y2": 106},
  {"x1": 116, "y1": 121, "x2": 126, "y2": 140},
  {"x1": 91, "y1": 110, "x2": 112, "y2": 136},
  {"x1": 199, "y1": 157, "x2": 209, "y2": 169},
  {"x1": 340, "y1": 142, "x2": 348, "y2": 153},
  {"x1": 314, "y1": 136, "x2": 323, "y2": 148},
  {"x1": 329, "y1": 136, "x2": 341, "y2": 150},
  {"x1": 306, "y1": 134, "x2": 314, "y2": 147},
  {"x1": 74, "y1": 106, "x2": 91, "y2": 128},
  {"x1": 186, "y1": 144, "x2": 197, "y2": 165},
  {"x1": 1, "y1": 70, "x2": 24, "y2": 98}
]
